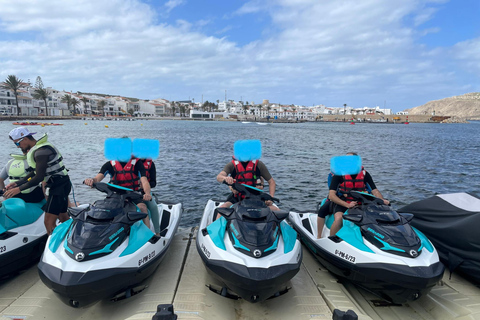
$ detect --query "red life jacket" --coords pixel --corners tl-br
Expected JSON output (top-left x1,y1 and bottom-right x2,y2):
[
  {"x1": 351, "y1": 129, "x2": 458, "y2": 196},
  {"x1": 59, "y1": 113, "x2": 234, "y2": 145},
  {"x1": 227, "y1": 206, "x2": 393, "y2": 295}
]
[
  {"x1": 142, "y1": 159, "x2": 153, "y2": 183},
  {"x1": 110, "y1": 159, "x2": 140, "y2": 191},
  {"x1": 338, "y1": 167, "x2": 367, "y2": 202},
  {"x1": 232, "y1": 159, "x2": 259, "y2": 186}
]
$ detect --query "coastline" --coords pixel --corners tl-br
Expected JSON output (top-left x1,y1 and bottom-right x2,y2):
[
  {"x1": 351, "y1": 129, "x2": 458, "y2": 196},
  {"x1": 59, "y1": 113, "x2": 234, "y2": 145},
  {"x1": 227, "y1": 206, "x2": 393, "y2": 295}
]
[{"x1": 0, "y1": 114, "x2": 474, "y2": 123}]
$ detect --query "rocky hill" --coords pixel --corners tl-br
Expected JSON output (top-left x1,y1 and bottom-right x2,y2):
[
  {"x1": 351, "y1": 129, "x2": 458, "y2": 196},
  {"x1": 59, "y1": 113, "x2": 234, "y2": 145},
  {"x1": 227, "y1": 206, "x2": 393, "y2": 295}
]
[{"x1": 405, "y1": 92, "x2": 480, "y2": 119}]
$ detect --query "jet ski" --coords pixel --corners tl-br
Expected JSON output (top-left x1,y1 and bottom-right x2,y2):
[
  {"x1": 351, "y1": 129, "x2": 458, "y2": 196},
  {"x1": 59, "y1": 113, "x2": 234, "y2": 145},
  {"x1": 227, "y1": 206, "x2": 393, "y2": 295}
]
[
  {"x1": 38, "y1": 182, "x2": 182, "y2": 307},
  {"x1": 0, "y1": 191, "x2": 47, "y2": 279},
  {"x1": 289, "y1": 191, "x2": 445, "y2": 304},
  {"x1": 399, "y1": 192, "x2": 480, "y2": 284},
  {"x1": 196, "y1": 182, "x2": 302, "y2": 303}
]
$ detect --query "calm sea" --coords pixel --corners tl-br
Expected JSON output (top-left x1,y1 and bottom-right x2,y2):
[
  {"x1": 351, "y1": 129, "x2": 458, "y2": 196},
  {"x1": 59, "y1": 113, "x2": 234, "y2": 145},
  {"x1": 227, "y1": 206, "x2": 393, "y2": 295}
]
[{"x1": 1, "y1": 119, "x2": 479, "y2": 227}]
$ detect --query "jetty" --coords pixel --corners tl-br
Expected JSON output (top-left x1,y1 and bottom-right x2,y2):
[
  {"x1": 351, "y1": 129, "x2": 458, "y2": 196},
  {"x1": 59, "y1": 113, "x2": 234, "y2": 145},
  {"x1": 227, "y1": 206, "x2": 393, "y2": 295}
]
[{"x1": 0, "y1": 229, "x2": 479, "y2": 319}]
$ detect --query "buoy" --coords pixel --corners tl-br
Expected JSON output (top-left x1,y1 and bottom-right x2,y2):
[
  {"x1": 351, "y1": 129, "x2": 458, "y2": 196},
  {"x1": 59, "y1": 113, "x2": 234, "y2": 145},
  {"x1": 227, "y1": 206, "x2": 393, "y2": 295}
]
[
  {"x1": 105, "y1": 125, "x2": 109, "y2": 128},
  {"x1": 85, "y1": 123, "x2": 88, "y2": 125},
  {"x1": 41, "y1": 124, "x2": 45, "y2": 127},
  {"x1": 141, "y1": 124, "x2": 143, "y2": 126}
]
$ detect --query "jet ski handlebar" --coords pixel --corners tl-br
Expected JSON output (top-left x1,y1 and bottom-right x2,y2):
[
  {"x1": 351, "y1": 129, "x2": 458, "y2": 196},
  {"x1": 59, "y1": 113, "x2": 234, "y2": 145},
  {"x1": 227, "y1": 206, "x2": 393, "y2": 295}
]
[
  {"x1": 224, "y1": 181, "x2": 279, "y2": 203},
  {"x1": 349, "y1": 191, "x2": 389, "y2": 206}
]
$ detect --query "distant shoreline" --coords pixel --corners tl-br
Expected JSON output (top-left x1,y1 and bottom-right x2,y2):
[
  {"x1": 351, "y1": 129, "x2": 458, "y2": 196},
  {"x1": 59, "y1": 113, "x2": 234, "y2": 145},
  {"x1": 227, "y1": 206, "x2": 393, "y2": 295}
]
[{"x1": 0, "y1": 114, "x2": 475, "y2": 123}]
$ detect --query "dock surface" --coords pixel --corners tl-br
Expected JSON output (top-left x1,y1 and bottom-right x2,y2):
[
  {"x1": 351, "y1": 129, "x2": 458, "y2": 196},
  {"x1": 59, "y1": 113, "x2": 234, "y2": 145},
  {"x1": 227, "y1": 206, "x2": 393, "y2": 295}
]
[{"x1": 1, "y1": 229, "x2": 479, "y2": 320}]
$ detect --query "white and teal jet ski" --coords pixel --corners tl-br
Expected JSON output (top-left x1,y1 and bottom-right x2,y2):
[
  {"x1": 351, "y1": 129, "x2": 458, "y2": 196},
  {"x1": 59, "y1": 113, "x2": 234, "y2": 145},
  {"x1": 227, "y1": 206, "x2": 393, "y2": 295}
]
[
  {"x1": 38, "y1": 182, "x2": 182, "y2": 307},
  {"x1": 196, "y1": 183, "x2": 302, "y2": 303},
  {"x1": 0, "y1": 192, "x2": 47, "y2": 278},
  {"x1": 289, "y1": 191, "x2": 444, "y2": 304}
]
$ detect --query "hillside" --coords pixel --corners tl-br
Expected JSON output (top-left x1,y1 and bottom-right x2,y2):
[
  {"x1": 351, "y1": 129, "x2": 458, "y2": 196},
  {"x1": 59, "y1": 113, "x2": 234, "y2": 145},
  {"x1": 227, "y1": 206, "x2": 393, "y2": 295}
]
[{"x1": 405, "y1": 92, "x2": 480, "y2": 119}]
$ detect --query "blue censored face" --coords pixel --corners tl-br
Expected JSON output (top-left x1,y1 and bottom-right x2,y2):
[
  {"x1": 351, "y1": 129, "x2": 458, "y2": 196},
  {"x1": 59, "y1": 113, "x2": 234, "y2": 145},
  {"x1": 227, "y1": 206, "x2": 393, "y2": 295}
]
[
  {"x1": 234, "y1": 140, "x2": 262, "y2": 161},
  {"x1": 104, "y1": 138, "x2": 160, "y2": 161},
  {"x1": 330, "y1": 155, "x2": 362, "y2": 176}
]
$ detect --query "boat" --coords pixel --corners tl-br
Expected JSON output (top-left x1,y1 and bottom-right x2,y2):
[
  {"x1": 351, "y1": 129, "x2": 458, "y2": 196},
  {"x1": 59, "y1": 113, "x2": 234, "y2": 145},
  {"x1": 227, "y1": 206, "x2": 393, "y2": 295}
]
[
  {"x1": 37, "y1": 182, "x2": 182, "y2": 307},
  {"x1": 0, "y1": 194, "x2": 48, "y2": 279},
  {"x1": 288, "y1": 191, "x2": 444, "y2": 304},
  {"x1": 196, "y1": 183, "x2": 302, "y2": 303},
  {"x1": 399, "y1": 192, "x2": 480, "y2": 284}
]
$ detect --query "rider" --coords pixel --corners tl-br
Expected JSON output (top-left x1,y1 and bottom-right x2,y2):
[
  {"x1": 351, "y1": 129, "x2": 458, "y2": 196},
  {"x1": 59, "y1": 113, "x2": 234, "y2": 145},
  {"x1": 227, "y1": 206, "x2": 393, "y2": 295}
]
[
  {"x1": 84, "y1": 157, "x2": 152, "y2": 229},
  {"x1": 138, "y1": 158, "x2": 161, "y2": 235},
  {"x1": 0, "y1": 152, "x2": 45, "y2": 203},
  {"x1": 216, "y1": 155, "x2": 278, "y2": 214},
  {"x1": 317, "y1": 152, "x2": 389, "y2": 238},
  {"x1": 4, "y1": 127, "x2": 71, "y2": 235}
]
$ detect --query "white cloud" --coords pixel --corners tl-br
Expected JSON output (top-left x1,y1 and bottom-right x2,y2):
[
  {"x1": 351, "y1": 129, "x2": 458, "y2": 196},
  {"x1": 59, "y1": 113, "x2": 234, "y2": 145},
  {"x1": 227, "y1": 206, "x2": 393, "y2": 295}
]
[
  {"x1": 165, "y1": 0, "x2": 185, "y2": 13},
  {"x1": 0, "y1": 0, "x2": 476, "y2": 110}
]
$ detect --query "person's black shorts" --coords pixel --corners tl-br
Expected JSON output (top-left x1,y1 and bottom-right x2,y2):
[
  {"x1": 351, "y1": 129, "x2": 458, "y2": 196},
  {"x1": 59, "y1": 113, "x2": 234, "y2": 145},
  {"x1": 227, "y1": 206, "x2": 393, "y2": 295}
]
[
  {"x1": 331, "y1": 203, "x2": 349, "y2": 214},
  {"x1": 317, "y1": 200, "x2": 332, "y2": 218},
  {"x1": 15, "y1": 187, "x2": 45, "y2": 203},
  {"x1": 43, "y1": 176, "x2": 71, "y2": 215}
]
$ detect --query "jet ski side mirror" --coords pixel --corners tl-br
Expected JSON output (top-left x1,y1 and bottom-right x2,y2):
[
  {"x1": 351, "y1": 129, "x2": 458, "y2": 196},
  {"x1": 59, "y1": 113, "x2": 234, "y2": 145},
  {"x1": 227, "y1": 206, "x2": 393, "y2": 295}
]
[
  {"x1": 343, "y1": 214, "x2": 363, "y2": 223},
  {"x1": 272, "y1": 210, "x2": 289, "y2": 221},
  {"x1": 399, "y1": 212, "x2": 414, "y2": 223},
  {"x1": 215, "y1": 207, "x2": 234, "y2": 218},
  {"x1": 127, "y1": 211, "x2": 148, "y2": 222}
]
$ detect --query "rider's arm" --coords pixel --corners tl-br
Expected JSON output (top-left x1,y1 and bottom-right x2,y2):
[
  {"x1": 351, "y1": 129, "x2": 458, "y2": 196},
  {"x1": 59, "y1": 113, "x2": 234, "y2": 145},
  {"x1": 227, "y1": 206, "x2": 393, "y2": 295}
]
[
  {"x1": 0, "y1": 166, "x2": 7, "y2": 189},
  {"x1": 140, "y1": 176, "x2": 151, "y2": 196},
  {"x1": 18, "y1": 153, "x2": 48, "y2": 191},
  {"x1": 217, "y1": 162, "x2": 234, "y2": 184},
  {"x1": 365, "y1": 172, "x2": 389, "y2": 204},
  {"x1": 328, "y1": 190, "x2": 356, "y2": 208},
  {"x1": 266, "y1": 177, "x2": 276, "y2": 197}
]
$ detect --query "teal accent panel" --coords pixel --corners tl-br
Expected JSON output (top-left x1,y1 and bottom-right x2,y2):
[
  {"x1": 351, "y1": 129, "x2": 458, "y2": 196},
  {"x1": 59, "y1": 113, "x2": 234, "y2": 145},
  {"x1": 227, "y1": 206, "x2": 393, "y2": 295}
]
[
  {"x1": 412, "y1": 227, "x2": 434, "y2": 253},
  {"x1": 280, "y1": 220, "x2": 297, "y2": 254},
  {"x1": 1, "y1": 199, "x2": 46, "y2": 232},
  {"x1": 206, "y1": 216, "x2": 227, "y2": 251},
  {"x1": 264, "y1": 234, "x2": 279, "y2": 252},
  {"x1": 336, "y1": 221, "x2": 375, "y2": 253},
  {"x1": 374, "y1": 236, "x2": 405, "y2": 252},
  {"x1": 106, "y1": 183, "x2": 133, "y2": 191},
  {"x1": 63, "y1": 236, "x2": 74, "y2": 254},
  {"x1": 89, "y1": 237, "x2": 119, "y2": 255},
  {"x1": 0, "y1": 224, "x2": 6, "y2": 234},
  {"x1": 231, "y1": 232, "x2": 250, "y2": 251},
  {"x1": 325, "y1": 214, "x2": 335, "y2": 229},
  {"x1": 48, "y1": 218, "x2": 73, "y2": 253},
  {"x1": 234, "y1": 140, "x2": 262, "y2": 161},
  {"x1": 120, "y1": 221, "x2": 154, "y2": 257}
]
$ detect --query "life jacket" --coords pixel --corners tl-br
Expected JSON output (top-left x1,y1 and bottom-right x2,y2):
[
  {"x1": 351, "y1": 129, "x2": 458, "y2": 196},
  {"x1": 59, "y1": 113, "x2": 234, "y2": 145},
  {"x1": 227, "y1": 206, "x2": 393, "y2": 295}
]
[
  {"x1": 110, "y1": 159, "x2": 140, "y2": 191},
  {"x1": 338, "y1": 167, "x2": 367, "y2": 202},
  {"x1": 6, "y1": 154, "x2": 38, "y2": 194},
  {"x1": 142, "y1": 159, "x2": 153, "y2": 183},
  {"x1": 231, "y1": 158, "x2": 261, "y2": 187},
  {"x1": 26, "y1": 133, "x2": 68, "y2": 182}
]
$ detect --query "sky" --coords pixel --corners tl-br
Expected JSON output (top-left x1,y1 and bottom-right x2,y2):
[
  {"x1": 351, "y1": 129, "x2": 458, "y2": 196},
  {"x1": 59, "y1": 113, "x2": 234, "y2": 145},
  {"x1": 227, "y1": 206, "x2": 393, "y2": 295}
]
[{"x1": 0, "y1": 0, "x2": 479, "y2": 112}]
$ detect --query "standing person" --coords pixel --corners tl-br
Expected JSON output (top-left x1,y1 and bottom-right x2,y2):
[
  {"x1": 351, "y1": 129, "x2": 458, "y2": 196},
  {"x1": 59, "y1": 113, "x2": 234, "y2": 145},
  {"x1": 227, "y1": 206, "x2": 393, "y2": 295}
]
[
  {"x1": 84, "y1": 157, "x2": 152, "y2": 229},
  {"x1": 0, "y1": 152, "x2": 45, "y2": 203},
  {"x1": 216, "y1": 156, "x2": 278, "y2": 211},
  {"x1": 140, "y1": 158, "x2": 161, "y2": 235},
  {"x1": 4, "y1": 127, "x2": 71, "y2": 234},
  {"x1": 317, "y1": 152, "x2": 389, "y2": 238}
]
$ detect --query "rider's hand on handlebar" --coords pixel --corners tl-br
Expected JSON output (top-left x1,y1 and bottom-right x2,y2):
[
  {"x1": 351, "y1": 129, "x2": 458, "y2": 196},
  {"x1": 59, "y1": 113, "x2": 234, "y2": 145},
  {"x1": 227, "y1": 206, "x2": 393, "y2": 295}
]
[
  {"x1": 347, "y1": 201, "x2": 358, "y2": 208},
  {"x1": 143, "y1": 193, "x2": 152, "y2": 201},
  {"x1": 382, "y1": 199, "x2": 390, "y2": 205},
  {"x1": 265, "y1": 200, "x2": 273, "y2": 207},
  {"x1": 223, "y1": 176, "x2": 234, "y2": 185},
  {"x1": 84, "y1": 178, "x2": 94, "y2": 187}
]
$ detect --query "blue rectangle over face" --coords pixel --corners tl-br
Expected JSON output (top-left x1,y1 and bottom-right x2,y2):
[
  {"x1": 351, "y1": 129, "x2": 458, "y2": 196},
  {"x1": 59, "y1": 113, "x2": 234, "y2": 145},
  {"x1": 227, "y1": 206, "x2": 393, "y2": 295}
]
[
  {"x1": 234, "y1": 140, "x2": 262, "y2": 161},
  {"x1": 104, "y1": 138, "x2": 132, "y2": 162},
  {"x1": 330, "y1": 155, "x2": 362, "y2": 176},
  {"x1": 132, "y1": 139, "x2": 160, "y2": 159}
]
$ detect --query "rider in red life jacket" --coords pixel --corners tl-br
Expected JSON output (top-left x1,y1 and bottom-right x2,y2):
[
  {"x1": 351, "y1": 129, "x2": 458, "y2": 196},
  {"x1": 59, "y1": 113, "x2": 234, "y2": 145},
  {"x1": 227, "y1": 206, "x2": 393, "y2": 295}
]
[
  {"x1": 84, "y1": 157, "x2": 152, "y2": 229},
  {"x1": 137, "y1": 158, "x2": 161, "y2": 235},
  {"x1": 317, "y1": 152, "x2": 390, "y2": 238},
  {"x1": 216, "y1": 156, "x2": 279, "y2": 216}
]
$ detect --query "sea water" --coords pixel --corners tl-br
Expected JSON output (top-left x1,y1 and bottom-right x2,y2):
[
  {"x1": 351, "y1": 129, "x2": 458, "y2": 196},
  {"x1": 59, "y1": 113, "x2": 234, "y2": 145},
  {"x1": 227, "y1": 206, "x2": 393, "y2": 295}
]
[{"x1": 1, "y1": 119, "x2": 479, "y2": 227}]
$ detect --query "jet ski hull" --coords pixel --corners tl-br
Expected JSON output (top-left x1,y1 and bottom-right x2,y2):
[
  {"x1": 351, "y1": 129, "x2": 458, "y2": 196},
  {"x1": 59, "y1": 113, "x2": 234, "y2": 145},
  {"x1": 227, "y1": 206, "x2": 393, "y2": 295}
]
[
  {"x1": 290, "y1": 211, "x2": 444, "y2": 304},
  {"x1": 38, "y1": 248, "x2": 168, "y2": 307}
]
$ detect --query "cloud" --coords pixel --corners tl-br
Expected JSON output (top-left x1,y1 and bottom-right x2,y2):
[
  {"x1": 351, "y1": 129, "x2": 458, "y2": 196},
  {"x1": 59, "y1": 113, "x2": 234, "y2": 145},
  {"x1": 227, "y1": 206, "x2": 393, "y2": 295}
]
[
  {"x1": 164, "y1": 0, "x2": 185, "y2": 13},
  {"x1": 0, "y1": 0, "x2": 476, "y2": 110}
]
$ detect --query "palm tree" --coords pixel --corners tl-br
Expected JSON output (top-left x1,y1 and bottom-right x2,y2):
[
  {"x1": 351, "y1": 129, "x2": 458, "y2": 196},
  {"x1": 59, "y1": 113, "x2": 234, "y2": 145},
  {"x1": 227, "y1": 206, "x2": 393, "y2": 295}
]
[
  {"x1": 3, "y1": 75, "x2": 23, "y2": 116},
  {"x1": 32, "y1": 87, "x2": 50, "y2": 116},
  {"x1": 242, "y1": 105, "x2": 249, "y2": 115},
  {"x1": 61, "y1": 94, "x2": 73, "y2": 114},
  {"x1": 70, "y1": 98, "x2": 80, "y2": 115},
  {"x1": 80, "y1": 97, "x2": 89, "y2": 114},
  {"x1": 98, "y1": 100, "x2": 107, "y2": 117}
]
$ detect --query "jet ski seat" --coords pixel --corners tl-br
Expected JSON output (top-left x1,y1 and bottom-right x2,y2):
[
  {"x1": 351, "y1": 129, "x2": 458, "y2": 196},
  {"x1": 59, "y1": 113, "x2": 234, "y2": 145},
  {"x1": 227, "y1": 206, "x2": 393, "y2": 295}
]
[{"x1": 0, "y1": 198, "x2": 45, "y2": 232}]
